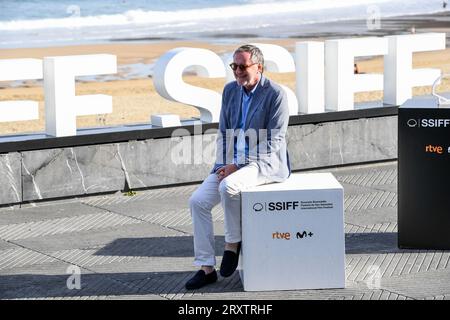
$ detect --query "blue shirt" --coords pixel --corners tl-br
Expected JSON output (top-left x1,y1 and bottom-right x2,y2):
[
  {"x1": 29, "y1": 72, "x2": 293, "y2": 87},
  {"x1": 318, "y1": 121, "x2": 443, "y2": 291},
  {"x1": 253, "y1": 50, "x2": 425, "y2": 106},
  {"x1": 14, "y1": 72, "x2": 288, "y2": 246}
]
[{"x1": 234, "y1": 80, "x2": 260, "y2": 166}]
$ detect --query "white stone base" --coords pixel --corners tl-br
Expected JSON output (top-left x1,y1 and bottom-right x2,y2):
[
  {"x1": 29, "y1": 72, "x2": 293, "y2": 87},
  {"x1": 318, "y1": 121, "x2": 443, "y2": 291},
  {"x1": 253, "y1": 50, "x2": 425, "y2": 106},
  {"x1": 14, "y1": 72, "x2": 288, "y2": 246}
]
[{"x1": 240, "y1": 173, "x2": 345, "y2": 291}]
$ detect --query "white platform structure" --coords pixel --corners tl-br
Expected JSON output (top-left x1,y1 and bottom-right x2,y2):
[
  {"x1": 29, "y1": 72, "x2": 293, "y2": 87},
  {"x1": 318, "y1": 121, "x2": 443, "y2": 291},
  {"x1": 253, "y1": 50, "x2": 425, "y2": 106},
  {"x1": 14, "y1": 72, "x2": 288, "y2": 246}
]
[
  {"x1": 240, "y1": 172, "x2": 345, "y2": 291},
  {"x1": 151, "y1": 114, "x2": 181, "y2": 127}
]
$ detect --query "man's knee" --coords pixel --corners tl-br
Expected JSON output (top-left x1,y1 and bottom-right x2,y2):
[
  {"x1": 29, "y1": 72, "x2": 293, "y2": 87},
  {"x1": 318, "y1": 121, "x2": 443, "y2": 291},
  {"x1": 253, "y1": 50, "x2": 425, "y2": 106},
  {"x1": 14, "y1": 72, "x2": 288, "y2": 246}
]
[
  {"x1": 218, "y1": 178, "x2": 240, "y2": 197},
  {"x1": 189, "y1": 191, "x2": 214, "y2": 213},
  {"x1": 189, "y1": 192, "x2": 202, "y2": 209}
]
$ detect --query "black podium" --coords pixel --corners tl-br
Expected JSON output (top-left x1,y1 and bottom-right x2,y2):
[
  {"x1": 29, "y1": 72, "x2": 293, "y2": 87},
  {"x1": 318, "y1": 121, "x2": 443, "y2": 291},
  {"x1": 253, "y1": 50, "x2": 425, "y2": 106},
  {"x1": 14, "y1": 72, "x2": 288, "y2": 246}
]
[{"x1": 398, "y1": 97, "x2": 450, "y2": 249}]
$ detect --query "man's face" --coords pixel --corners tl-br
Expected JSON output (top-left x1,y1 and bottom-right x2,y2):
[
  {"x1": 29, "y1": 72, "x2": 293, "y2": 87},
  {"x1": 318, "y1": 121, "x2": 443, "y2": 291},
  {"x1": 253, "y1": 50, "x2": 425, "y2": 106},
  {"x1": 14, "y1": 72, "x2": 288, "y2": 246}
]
[{"x1": 233, "y1": 51, "x2": 262, "y2": 90}]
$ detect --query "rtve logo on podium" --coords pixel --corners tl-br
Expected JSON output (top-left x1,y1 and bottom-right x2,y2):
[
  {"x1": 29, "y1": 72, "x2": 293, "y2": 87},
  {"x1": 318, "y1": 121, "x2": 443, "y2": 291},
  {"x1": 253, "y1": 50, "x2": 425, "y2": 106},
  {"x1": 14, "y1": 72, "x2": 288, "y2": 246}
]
[
  {"x1": 271, "y1": 230, "x2": 314, "y2": 240},
  {"x1": 424, "y1": 144, "x2": 450, "y2": 155}
]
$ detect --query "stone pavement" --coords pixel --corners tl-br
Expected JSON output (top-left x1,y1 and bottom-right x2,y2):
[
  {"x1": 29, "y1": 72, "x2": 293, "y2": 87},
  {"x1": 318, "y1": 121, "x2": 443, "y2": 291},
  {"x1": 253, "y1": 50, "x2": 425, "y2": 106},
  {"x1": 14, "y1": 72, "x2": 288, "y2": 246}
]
[{"x1": 0, "y1": 160, "x2": 449, "y2": 300}]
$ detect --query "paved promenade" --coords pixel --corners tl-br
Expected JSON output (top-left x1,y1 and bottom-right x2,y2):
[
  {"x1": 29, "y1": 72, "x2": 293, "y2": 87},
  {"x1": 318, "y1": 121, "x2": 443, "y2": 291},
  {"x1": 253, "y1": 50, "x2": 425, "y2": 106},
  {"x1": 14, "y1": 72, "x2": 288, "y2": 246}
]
[{"x1": 1, "y1": 161, "x2": 449, "y2": 300}]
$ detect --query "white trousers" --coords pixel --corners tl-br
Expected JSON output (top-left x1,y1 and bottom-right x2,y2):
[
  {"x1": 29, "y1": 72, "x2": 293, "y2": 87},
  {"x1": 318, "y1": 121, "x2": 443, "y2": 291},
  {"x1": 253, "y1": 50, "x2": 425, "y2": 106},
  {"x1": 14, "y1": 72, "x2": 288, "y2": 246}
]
[{"x1": 189, "y1": 163, "x2": 269, "y2": 267}]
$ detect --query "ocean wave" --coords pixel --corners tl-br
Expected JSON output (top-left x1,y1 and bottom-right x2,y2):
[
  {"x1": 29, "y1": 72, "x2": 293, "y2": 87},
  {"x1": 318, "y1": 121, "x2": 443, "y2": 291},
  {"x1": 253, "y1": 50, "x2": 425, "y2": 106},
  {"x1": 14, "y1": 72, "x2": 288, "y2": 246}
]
[{"x1": 0, "y1": 0, "x2": 440, "y2": 31}]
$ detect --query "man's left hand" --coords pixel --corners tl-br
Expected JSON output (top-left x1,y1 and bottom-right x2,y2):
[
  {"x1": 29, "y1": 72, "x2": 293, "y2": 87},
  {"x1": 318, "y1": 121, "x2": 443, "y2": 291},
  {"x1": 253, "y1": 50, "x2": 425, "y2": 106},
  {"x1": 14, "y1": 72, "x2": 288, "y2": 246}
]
[{"x1": 217, "y1": 164, "x2": 238, "y2": 182}]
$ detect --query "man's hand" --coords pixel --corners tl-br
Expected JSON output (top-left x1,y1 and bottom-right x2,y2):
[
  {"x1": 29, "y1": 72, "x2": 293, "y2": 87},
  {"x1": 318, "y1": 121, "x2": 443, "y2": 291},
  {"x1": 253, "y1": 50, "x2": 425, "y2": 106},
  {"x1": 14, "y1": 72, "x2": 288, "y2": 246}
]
[{"x1": 216, "y1": 164, "x2": 238, "y2": 182}]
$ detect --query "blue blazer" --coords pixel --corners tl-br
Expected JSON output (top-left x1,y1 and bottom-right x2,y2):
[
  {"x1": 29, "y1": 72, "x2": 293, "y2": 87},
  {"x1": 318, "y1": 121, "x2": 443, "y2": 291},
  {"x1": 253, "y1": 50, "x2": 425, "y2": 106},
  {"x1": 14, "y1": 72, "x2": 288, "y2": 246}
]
[{"x1": 212, "y1": 75, "x2": 291, "y2": 182}]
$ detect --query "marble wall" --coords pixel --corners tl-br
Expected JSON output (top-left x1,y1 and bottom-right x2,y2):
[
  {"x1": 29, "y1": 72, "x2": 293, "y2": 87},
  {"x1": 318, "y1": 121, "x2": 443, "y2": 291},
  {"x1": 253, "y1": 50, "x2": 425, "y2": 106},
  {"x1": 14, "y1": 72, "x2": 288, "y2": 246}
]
[
  {"x1": 0, "y1": 116, "x2": 397, "y2": 205},
  {"x1": 21, "y1": 145, "x2": 125, "y2": 201},
  {"x1": 0, "y1": 152, "x2": 21, "y2": 205},
  {"x1": 287, "y1": 117, "x2": 397, "y2": 169}
]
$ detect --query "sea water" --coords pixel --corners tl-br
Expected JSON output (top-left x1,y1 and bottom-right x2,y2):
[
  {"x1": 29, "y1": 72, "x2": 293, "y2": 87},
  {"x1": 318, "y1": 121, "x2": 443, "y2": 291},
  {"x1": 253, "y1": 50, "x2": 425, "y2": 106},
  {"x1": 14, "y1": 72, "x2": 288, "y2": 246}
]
[{"x1": 0, "y1": 0, "x2": 447, "y2": 48}]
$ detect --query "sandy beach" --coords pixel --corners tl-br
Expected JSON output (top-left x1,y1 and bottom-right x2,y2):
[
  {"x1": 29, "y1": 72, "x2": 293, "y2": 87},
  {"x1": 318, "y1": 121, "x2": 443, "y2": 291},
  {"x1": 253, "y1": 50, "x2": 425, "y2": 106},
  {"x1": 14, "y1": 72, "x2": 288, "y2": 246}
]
[{"x1": 1, "y1": 12, "x2": 449, "y2": 136}]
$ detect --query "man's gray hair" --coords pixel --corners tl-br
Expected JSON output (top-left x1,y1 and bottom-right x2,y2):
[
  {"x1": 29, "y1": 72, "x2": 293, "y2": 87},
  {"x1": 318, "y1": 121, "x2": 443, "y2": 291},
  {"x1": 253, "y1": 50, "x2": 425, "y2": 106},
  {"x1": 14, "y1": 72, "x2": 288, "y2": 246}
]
[{"x1": 234, "y1": 44, "x2": 264, "y2": 72}]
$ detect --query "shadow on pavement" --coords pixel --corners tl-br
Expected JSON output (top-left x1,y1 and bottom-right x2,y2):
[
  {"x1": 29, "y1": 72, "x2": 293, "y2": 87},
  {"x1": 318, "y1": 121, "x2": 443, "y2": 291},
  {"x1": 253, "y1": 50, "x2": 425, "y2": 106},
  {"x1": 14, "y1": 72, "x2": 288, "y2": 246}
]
[
  {"x1": 345, "y1": 232, "x2": 450, "y2": 254},
  {"x1": 94, "y1": 235, "x2": 225, "y2": 257},
  {"x1": 0, "y1": 270, "x2": 243, "y2": 299}
]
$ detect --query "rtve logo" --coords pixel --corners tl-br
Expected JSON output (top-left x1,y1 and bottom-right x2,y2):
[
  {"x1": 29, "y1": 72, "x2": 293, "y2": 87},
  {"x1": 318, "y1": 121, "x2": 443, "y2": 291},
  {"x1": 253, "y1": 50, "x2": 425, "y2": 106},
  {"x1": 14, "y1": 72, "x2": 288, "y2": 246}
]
[
  {"x1": 407, "y1": 118, "x2": 450, "y2": 128},
  {"x1": 425, "y1": 144, "x2": 450, "y2": 154},
  {"x1": 272, "y1": 231, "x2": 314, "y2": 240},
  {"x1": 252, "y1": 201, "x2": 299, "y2": 212}
]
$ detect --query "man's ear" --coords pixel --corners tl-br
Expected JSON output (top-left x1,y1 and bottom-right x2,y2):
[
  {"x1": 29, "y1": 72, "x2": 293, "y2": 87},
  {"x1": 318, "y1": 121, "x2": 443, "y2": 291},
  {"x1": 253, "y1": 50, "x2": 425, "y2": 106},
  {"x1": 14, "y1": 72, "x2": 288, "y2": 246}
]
[{"x1": 258, "y1": 63, "x2": 264, "y2": 74}]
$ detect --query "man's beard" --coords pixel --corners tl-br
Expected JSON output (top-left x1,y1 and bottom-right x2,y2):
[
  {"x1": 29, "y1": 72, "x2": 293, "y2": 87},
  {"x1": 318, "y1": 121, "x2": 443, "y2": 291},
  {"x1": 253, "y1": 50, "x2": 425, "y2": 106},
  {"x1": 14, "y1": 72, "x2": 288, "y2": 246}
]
[
  {"x1": 240, "y1": 79, "x2": 249, "y2": 86},
  {"x1": 237, "y1": 76, "x2": 249, "y2": 86}
]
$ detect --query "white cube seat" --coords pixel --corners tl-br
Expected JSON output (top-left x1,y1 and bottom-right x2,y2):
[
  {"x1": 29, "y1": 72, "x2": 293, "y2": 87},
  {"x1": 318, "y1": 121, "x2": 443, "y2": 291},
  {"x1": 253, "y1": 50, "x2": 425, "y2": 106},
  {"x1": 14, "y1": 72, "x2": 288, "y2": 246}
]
[{"x1": 239, "y1": 172, "x2": 345, "y2": 291}]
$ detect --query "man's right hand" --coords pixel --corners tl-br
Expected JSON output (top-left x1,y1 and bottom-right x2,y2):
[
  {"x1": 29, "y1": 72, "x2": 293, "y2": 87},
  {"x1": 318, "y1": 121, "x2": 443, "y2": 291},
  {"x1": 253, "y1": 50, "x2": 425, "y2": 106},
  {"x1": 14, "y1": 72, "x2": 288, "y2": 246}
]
[{"x1": 216, "y1": 164, "x2": 238, "y2": 182}]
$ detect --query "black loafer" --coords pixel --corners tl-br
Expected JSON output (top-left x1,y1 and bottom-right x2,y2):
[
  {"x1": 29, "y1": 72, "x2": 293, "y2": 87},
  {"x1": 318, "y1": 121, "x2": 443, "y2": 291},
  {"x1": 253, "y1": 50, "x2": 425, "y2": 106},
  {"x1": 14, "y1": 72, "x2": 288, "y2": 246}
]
[
  {"x1": 185, "y1": 270, "x2": 217, "y2": 290},
  {"x1": 219, "y1": 242, "x2": 241, "y2": 277}
]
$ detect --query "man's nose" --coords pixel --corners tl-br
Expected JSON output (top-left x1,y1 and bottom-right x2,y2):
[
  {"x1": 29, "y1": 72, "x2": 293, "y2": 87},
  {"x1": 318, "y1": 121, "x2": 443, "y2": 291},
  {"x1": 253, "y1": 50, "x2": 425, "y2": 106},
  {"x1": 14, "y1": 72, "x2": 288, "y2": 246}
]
[{"x1": 235, "y1": 68, "x2": 245, "y2": 75}]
